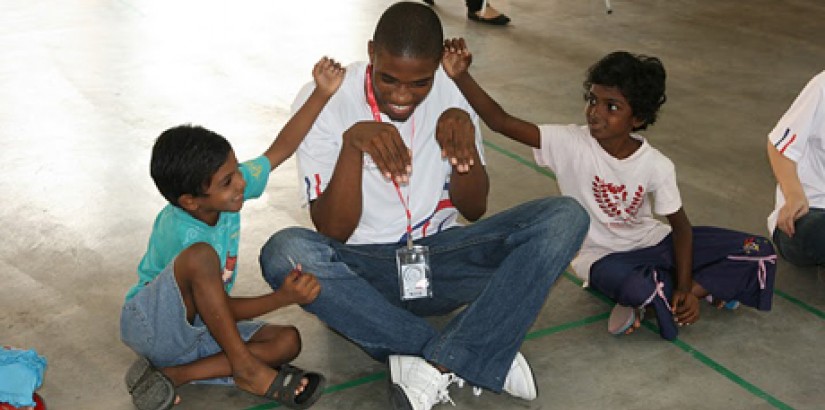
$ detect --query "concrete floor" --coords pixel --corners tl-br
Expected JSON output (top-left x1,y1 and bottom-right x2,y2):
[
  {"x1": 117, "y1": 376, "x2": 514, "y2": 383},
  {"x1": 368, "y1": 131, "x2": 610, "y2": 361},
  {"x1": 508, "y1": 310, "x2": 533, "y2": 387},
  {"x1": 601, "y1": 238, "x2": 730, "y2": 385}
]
[{"x1": 1, "y1": 0, "x2": 823, "y2": 409}]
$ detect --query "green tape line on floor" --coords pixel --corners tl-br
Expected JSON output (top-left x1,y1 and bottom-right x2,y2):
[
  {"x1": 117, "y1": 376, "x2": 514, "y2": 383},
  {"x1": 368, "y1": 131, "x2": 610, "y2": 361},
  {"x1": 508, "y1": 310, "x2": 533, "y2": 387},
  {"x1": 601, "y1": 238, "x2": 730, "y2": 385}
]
[{"x1": 775, "y1": 289, "x2": 825, "y2": 320}]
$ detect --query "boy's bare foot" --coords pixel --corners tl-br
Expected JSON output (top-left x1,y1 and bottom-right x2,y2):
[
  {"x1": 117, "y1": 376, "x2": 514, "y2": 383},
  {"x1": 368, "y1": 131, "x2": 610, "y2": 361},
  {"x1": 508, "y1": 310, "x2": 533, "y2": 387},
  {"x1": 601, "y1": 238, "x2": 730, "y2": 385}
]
[
  {"x1": 161, "y1": 363, "x2": 308, "y2": 404},
  {"x1": 155, "y1": 368, "x2": 185, "y2": 405},
  {"x1": 240, "y1": 364, "x2": 326, "y2": 407},
  {"x1": 233, "y1": 365, "x2": 309, "y2": 399},
  {"x1": 158, "y1": 355, "x2": 325, "y2": 407}
]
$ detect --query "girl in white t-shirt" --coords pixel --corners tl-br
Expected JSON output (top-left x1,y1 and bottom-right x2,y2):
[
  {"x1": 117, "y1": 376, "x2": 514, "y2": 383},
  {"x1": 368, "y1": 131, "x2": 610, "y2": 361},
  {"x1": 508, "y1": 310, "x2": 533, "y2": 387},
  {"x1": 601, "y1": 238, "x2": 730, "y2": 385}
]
[
  {"x1": 767, "y1": 71, "x2": 825, "y2": 267},
  {"x1": 443, "y1": 39, "x2": 777, "y2": 340}
]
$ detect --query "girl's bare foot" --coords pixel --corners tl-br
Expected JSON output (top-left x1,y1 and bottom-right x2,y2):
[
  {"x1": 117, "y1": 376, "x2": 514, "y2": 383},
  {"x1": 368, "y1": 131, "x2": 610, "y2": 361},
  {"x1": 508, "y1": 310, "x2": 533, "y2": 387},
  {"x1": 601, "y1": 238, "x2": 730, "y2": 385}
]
[
  {"x1": 624, "y1": 313, "x2": 642, "y2": 335},
  {"x1": 478, "y1": 4, "x2": 504, "y2": 19},
  {"x1": 469, "y1": 3, "x2": 511, "y2": 25}
]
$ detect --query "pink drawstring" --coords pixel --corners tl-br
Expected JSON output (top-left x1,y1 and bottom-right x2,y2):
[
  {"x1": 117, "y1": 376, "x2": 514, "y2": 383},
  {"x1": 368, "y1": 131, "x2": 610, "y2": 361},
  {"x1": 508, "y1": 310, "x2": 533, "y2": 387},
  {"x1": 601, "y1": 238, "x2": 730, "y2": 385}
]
[
  {"x1": 726, "y1": 254, "x2": 777, "y2": 289},
  {"x1": 641, "y1": 269, "x2": 672, "y2": 311}
]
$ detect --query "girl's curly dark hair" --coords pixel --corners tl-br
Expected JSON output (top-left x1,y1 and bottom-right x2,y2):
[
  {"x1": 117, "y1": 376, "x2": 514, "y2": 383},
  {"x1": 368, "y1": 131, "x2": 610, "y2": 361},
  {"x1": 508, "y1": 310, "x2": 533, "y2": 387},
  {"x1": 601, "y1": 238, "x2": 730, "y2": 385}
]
[{"x1": 584, "y1": 51, "x2": 667, "y2": 131}]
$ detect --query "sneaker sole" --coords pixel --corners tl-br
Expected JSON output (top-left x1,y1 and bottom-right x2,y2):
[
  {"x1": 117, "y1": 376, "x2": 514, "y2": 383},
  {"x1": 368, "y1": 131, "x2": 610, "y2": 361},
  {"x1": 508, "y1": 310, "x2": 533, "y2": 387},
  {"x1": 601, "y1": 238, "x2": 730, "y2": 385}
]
[
  {"x1": 508, "y1": 352, "x2": 538, "y2": 400},
  {"x1": 389, "y1": 355, "x2": 402, "y2": 384},
  {"x1": 388, "y1": 381, "x2": 414, "y2": 410},
  {"x1": 388, "y1": 356, "x2": 415, "y2": 410}
]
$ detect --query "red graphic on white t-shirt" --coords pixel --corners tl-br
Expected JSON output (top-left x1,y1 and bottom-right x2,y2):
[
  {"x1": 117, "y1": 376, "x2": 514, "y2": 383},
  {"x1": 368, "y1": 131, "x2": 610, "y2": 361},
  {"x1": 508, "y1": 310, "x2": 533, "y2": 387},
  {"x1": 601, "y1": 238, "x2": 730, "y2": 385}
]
[{"x1": 592, "y1": 176, "x2": 644, "y2": 223}]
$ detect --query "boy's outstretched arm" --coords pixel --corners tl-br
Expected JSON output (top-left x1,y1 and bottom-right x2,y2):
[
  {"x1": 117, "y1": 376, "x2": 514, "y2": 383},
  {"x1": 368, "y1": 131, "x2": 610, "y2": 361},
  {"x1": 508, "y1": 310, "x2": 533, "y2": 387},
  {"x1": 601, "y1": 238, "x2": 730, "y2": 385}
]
[
  {"x1": 263, "y1": 57, "x2": 345, "y2": 170},
  {"x1": 666, "y1": 207, "x2": 699, "y2": 326},
  {"x1": 442, "y1": 38, "x2": 540, "y2": 148},
  {"x1": 229, "y1": 267, "x2": 321, "y2": 320}
]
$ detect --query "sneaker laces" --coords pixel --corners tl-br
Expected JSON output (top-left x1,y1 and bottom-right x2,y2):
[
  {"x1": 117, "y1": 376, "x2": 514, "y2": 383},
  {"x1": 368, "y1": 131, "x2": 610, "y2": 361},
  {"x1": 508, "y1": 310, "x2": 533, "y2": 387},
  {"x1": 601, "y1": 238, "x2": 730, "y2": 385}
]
[
  {"x1": 436, "y1": 374, "x2": 462, "y2": 406},
  {"x1": 408, "y1": 371, "x2": 460, "y2": 408},
  {"x1": 453, "y1": 376, "x2": 483, "y2": 397}
]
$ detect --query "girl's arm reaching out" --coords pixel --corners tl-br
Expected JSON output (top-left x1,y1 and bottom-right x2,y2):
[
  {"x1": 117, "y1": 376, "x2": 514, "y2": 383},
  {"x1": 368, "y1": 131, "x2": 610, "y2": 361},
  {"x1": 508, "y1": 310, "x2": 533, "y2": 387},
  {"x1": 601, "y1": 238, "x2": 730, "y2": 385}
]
[{"x1": 442, "y1": 38, "x2": 541, "y2": 148}]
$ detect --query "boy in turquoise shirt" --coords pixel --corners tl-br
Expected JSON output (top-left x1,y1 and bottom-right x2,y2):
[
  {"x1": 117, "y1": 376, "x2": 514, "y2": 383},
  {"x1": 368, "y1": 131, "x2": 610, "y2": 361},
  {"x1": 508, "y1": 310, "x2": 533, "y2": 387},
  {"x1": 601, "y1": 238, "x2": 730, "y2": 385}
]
[{"x1": 120, "y1": 57, "x2": 343, "y2": 410}]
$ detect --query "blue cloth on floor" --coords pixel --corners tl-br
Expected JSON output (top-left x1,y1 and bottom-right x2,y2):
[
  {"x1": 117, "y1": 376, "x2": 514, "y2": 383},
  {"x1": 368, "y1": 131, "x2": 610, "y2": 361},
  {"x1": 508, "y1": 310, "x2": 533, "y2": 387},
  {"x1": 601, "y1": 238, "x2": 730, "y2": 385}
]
[{"x1": 0, "y1": 348, "x2": 47, "y2": 408}]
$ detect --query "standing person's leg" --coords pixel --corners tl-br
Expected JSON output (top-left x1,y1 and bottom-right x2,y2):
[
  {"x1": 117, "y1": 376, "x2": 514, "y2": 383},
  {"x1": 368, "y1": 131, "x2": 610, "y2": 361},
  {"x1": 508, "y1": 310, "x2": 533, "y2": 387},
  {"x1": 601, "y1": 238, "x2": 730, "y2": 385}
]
[
  {"x1": 689, "y1": 226, "x2": 777, "y2": 310},
  {"x1": 465, "y1": 0, "x2": 483, "y2": 13},
  {"x1": 772, "y1": 207, "x2": 825, "y2": 266},
  {"x1": 413, "y1": 197, "x2": 588, "y2": 392},
  {"x1": 420, "y1": 0, "x2": 511, "y2": 25},
  {"x1": 260, "y1": 227, "x2": 441, "y2": 361}
]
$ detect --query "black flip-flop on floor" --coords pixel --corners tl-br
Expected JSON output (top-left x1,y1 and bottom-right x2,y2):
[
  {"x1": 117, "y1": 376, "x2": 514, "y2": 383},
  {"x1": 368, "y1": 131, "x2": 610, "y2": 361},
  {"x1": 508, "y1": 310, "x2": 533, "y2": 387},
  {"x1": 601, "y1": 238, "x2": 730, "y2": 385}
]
[
  {"x1": 262, "y1": 364, "x2": 326, "y2": 409},
  {"x1": 125, "y1": 356, "x2": 175, "y2": 410},
  {"x1": 467, "y1": 11, "x2": 511, "y2": 25}
]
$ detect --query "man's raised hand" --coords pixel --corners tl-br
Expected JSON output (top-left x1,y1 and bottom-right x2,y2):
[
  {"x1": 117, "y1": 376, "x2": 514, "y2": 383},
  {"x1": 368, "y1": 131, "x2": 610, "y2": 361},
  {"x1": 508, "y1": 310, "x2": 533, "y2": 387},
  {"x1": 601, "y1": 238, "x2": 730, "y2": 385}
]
[
  {"x1": 436, "y1": 108, "x2": 477, "y2": 174},
  {"x1": 344, "y1": 121, "x2": 412, "y2": 184}
]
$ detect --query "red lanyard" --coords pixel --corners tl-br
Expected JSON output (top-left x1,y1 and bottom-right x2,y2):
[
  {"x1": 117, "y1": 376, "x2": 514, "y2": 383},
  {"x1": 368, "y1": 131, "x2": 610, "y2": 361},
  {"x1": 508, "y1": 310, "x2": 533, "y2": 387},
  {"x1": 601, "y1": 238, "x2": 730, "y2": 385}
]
[{"x1": 365, "y1": 64, "x2": 414, "y2": 244}]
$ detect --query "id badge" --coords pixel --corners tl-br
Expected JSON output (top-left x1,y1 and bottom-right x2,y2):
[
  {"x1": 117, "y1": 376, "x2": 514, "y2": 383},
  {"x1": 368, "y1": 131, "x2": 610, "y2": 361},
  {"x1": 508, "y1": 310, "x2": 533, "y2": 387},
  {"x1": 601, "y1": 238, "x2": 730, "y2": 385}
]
[{"x1": 396, "y1": 245, "x2": 432, "y2": 300}]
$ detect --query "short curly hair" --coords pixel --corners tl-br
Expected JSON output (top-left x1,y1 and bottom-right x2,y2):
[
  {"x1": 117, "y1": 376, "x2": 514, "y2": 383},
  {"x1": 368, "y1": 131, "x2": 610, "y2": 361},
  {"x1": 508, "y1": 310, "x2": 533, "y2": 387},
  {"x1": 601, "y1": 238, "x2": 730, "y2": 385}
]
[
  {"x1": 584, "y1": 51, "x2": 667, "y2": 131},
  {"x1": 150, "y1": 124, "x2": 231, "y2": 207},
  {"x1": 372, "y1": 2, "x2": 443, "y2": 62}
]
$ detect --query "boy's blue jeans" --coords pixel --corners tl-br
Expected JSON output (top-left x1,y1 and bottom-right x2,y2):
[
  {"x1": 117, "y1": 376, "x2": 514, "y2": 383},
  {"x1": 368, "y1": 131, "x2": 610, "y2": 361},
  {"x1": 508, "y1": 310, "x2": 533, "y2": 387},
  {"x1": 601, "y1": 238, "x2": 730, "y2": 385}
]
[
  {"x1": 260, "y1": 197, "x2": 588, "y2": 392},
  {"x1": 772, "y1": 207, "x2": 825, "y2": 266}
]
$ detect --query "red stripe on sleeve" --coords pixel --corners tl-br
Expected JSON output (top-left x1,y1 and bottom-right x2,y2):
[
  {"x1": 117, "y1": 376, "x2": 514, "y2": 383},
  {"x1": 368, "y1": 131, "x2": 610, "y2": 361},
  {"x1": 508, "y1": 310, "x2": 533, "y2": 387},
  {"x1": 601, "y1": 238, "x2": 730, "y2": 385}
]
[
  {"x1": 779, "y1": 134, "x2": 797, "y2": 155},
  {"x1": 314, "y1": 174, "x2": 322, "y2": 197}
]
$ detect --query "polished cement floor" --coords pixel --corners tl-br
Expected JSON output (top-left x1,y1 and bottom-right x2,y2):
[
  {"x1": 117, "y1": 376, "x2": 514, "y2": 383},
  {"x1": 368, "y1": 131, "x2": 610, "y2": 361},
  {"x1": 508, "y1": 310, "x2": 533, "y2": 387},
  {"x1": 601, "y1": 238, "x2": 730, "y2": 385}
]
[{"x1": 1, "y1": 0, "x2": 824, "y2": 409}]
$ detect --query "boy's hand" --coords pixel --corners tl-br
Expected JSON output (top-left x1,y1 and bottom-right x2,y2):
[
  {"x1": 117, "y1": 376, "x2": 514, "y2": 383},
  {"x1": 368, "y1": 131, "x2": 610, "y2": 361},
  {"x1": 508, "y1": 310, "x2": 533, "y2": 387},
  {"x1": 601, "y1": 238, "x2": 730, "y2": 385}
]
[
  {"x1": 313, "y1": 57, "x2": 346, "y2": 97},
  {"x1": 436, "y1": 108, "x2": 477, "y2": 173},
  {"x1": 344, "y1": 121, "x2": 411, "y2": 184},
  {"x1": 671, "y1": 290, "x2": 699, "y2": 326},
  {"x1": 442, "y1": 38, "x2": 472, "y2": 79},
  {"x1": 280, "y1": 268, "x2": 321, "y2": 305}
]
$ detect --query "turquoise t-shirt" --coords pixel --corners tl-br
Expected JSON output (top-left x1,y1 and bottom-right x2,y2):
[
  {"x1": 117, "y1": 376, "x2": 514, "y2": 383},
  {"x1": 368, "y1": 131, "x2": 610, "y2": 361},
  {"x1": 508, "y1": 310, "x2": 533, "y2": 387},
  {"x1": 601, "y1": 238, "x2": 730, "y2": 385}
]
[{"x1": 125, "y1": 156, "x2": 270, "y2": 301}]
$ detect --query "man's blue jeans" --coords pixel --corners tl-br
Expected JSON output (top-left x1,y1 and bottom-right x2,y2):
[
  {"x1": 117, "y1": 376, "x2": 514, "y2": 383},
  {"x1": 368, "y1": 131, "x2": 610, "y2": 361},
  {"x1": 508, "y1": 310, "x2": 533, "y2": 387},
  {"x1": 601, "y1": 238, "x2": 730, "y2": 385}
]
[
  {"x1": 772, "y1": 207, "x2": 825, "y2": 266},
  {"x1": 259, "y1": 197, "x2": 588, "y2": 391}
]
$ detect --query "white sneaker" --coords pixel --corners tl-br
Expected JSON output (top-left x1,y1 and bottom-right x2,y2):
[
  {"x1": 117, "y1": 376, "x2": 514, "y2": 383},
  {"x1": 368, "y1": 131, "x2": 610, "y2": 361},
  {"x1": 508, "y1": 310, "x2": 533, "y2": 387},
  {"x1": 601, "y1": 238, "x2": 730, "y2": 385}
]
[
  {"x1": 503, "y1": 352, "x2": 538, "y2": 400},
  {"x1": 389, "y1": 355, "x2": 458, "y2": 410}
]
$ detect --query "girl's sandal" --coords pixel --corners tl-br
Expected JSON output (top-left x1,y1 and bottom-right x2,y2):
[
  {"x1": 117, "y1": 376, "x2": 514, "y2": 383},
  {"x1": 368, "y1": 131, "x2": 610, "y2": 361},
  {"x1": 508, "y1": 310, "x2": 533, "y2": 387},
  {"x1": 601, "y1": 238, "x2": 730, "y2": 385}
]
[
  {"x1": 608, "y1": 304, "x2": 643, "y2": 335},
  {"x1": 705, "y1": 295, "x2": 740, "y2": 310}
]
